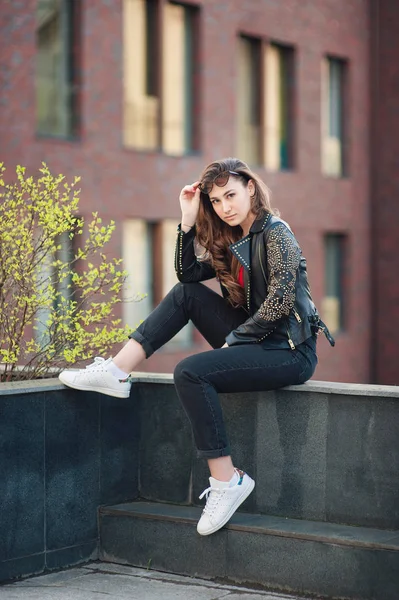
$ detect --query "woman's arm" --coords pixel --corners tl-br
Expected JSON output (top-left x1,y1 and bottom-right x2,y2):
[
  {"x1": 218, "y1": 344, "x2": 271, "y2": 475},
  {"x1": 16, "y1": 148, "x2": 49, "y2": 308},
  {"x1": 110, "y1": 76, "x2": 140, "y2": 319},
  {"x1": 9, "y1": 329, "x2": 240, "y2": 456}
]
[
  {"x1": 174, "y1": 180, "x2": 216, "y2": 283},
  {"x1": 174, "y1": 224, "x2": 216, "y2": 283},
  {"x1": 225, "y1": 223, "x2": 301, "y2": 345}
]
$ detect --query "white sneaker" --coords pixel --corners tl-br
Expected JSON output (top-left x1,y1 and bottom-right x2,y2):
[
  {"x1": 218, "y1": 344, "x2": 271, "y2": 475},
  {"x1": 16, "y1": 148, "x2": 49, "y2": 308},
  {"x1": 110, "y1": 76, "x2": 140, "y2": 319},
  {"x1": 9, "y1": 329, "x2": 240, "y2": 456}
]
[
  {"x1": 197, "y1": 469, "x2": 255, "y2": 536},
  {"x1": 58, "y1": 357, "x2": 131, "y2": 398}
]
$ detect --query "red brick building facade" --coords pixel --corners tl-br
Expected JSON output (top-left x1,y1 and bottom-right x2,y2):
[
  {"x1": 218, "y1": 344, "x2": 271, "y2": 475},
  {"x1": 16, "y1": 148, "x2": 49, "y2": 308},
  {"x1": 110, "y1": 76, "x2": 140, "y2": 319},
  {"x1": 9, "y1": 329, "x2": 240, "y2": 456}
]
[{"x1": 1, "y1": 0, "x2": 398, "y2": 384}]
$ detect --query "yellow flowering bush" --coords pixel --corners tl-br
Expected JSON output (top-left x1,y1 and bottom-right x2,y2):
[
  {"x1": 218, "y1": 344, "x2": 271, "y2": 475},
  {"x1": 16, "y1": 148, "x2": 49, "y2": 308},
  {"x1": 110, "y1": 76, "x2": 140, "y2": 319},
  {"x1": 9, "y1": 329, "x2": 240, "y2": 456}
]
[{"x1": 0, "y1": 163, "x2": 135, "y2": 381}]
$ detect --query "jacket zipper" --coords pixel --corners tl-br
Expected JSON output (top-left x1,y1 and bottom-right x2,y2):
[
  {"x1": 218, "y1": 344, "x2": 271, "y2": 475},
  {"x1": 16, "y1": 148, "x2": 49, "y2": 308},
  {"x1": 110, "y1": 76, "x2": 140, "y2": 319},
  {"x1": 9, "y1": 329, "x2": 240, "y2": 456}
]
[
  {"x1": 174, "y1": 229, "x2": 184, "y2": 277},
  {"x1": 246, "y1": 271, "x2": 251, "y2": 312},
  {"x1": 293, "y1": 307, "x2": 302, "y2": 323},
  {"x1": 286, "y1": 323, "x2": 295, "y2": 350},
  {"x1": 258, "y1": 243, "x2": 267, "y2": 284}
]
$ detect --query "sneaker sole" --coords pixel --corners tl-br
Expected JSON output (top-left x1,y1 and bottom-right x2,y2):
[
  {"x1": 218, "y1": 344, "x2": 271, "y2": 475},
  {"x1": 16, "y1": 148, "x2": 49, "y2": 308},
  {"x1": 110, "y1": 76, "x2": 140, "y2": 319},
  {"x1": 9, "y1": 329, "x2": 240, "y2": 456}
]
[
  {"x1": 197, "y1": 477, "x2": 255, "y2": 536},
  {"x1": 58, "y1": 374, "x2": 130, "y2": 399}
]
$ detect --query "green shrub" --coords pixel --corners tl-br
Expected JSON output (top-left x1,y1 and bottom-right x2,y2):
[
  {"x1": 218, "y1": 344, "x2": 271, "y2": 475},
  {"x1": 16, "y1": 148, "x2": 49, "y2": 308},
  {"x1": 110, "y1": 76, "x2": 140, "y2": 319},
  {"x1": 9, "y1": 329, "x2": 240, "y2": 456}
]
[{"x1": 0, "y1": 162, "x2": 136, "y2": 381}]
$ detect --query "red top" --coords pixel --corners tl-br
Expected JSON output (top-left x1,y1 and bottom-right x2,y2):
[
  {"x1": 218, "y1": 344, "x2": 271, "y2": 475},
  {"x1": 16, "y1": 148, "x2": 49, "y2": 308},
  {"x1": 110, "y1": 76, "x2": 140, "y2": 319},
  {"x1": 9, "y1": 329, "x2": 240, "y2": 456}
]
[{"x1": 238, "y1": 265, "x2": 244, "y2": 288}]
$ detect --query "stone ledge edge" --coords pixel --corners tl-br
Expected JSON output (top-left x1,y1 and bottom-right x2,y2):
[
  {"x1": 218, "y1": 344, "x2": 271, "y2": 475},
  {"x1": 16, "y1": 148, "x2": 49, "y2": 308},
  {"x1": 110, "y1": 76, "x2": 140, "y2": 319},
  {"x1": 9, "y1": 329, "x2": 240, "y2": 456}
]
[
  {"x1": 99, "y1": 503, "x2": 399, "y2": 551},
  {"x1": 0, "y1": 375, "x2": 398, "y2": 397}
]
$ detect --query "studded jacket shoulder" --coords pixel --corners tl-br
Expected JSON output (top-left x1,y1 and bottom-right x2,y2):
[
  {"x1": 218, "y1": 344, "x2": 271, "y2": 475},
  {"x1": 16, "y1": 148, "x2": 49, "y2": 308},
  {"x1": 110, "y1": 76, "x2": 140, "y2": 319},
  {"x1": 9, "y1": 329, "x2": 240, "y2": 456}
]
[{"x1": 174, "y1": 211, "x2": 334, "y2": 350}]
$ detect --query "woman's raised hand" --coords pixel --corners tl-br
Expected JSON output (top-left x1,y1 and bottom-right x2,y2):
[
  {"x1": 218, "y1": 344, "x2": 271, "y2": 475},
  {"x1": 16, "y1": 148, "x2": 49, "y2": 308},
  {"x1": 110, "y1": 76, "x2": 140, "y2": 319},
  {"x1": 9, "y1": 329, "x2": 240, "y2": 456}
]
[{"x1": 179, "y1": 181, "x2": 201, "y2": 228}]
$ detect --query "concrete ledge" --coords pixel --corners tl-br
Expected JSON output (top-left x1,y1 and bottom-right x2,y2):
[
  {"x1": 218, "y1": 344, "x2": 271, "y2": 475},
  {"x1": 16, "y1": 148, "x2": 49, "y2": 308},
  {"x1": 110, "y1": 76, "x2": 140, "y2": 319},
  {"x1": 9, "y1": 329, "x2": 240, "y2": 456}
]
[
  {"x1": 1, "y1": 375, "x2": 399, "y2": 584},
  {"x1": 130, "y1": 374, "x2": 399, "y2": 398},
  {"x1": 0, "y1": 385, "x2": 139, "y2": 582},
  {"x1": 128, "y1": 374, "x2": 399, "y2": 398},
  {"x1": 101, "y1": 501, "x2": 399, "y2": 551},
  {"x1": 6, "y1": 376, "x2": 394, "y2": 529},
  {"x1": 2, "y1": 375, "x2": 399, "y2": 398},
  {"x1": 99, "y1": 500, "x2": 399, "y2": 600},
  {"x1": 132, "y1": 379, "x2": 399, "y2": 529}
]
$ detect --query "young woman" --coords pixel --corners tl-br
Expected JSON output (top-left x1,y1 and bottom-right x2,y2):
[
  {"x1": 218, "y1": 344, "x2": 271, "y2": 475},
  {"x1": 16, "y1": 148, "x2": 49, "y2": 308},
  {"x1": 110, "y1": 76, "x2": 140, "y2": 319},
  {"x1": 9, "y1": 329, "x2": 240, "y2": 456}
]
[{"x1": 59, "y1": 157, "x2": 334, "y2": 536}]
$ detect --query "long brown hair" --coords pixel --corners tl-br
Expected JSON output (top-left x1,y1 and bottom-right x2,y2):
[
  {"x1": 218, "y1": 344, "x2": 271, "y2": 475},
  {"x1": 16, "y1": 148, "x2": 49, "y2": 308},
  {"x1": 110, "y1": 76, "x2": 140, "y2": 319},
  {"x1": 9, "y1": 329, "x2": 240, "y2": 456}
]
[{"x1": 196, "y1": 158, "x2": 279, "y2": 307}]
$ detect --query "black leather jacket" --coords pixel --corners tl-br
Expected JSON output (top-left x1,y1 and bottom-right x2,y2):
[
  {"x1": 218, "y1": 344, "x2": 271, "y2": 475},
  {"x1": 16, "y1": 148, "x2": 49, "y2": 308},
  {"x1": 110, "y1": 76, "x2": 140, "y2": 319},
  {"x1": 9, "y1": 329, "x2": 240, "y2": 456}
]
[{"x1": 174, "y1": 210, "x2": 334, "y2": 350}]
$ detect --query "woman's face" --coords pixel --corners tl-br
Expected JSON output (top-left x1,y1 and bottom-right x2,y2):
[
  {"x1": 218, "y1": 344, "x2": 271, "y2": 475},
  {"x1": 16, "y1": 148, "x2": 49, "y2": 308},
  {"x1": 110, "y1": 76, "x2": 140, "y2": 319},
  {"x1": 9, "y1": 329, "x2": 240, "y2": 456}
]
[{"x1": 208, "y1": 176, "x2": 255, "y2": 232}]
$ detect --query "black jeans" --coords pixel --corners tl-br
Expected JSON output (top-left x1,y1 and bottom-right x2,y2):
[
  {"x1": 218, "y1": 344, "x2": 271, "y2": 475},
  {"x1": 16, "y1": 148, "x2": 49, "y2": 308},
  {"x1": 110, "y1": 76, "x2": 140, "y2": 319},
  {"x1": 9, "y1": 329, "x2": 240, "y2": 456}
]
[{"x1": 130, "y1": 282, "x2": 317, "y2": 459}]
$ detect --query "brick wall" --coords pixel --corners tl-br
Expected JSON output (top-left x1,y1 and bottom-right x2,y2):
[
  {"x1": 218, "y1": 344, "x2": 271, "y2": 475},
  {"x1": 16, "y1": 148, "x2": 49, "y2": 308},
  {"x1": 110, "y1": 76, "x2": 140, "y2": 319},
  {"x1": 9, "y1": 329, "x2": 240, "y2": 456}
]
[
  {"x1": 370, "y1": 0, "x2": 399, "y2": 384},
  {"x1": 0, "y1": 0, "x2": 373, "y2": 383}
]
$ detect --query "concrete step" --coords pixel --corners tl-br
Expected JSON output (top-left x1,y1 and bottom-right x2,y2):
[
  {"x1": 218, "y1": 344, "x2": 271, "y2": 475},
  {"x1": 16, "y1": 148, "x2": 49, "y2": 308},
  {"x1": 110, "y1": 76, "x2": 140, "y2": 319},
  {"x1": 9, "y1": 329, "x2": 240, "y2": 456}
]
[{"x1": 99, "y1": 501, "x2": 399, "y2": 600}]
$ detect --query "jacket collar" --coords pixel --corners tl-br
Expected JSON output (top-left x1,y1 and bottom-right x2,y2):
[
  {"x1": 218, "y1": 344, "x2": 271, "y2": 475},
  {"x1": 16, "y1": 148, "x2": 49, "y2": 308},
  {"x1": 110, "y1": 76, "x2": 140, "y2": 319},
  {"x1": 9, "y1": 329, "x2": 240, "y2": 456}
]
[
  {"x1": 228, "y1": 211, "x2": 271, "y2": 270},
  {"x1": 249, "y1": 210, "x2": 271, "y2": 233}
]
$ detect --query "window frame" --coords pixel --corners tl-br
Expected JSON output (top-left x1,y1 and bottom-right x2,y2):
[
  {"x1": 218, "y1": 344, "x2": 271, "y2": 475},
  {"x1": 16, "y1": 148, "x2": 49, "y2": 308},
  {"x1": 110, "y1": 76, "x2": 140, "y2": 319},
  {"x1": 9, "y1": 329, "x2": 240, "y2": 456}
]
[
  {"x1": 236, "y1": 32, "x2": 296, "y2": 171},
  {"x1": 36, "y1": 0, "x2": 81, "y2": 140},
  {"x1": 322, "y1": 232, "x2": 348, "y2": 334},
  {"x1": 321, "y1": 55, "x2": 349, "y2": 178},
  {"x1": 123, "y1": 0, "x2": 201, "y2": 156},
  {"x1": 237, "y1": 34, "x2": 263, "y2": 166}
]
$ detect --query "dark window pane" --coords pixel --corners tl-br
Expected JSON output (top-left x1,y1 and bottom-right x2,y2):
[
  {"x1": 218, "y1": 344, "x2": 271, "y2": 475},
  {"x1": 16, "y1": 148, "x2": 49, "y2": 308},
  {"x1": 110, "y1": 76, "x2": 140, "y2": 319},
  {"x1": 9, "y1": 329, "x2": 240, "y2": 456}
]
[
  {"x1": 145, "y1": 0, "x2": 158, "y2": 96},
  {"x1": 248, "y1": 39, "x2": 261, "y2": 126},
  {"x1": 277, "y1": 45, "x2": 293, "y2": 170},
  {"x1": 329, "y1": 59, "x2": 342, "y2": 139},
  {"x1": 36, "y1": 0, "x2": 78, "y2": 137}
]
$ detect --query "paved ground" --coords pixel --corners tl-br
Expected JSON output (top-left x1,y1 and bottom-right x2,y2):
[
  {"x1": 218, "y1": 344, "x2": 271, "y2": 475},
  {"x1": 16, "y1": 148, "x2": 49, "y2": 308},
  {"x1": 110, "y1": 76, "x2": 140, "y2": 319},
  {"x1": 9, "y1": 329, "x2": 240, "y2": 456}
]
[{"x1": 0, "y1": 561, "x2": 318, "y2": 600}]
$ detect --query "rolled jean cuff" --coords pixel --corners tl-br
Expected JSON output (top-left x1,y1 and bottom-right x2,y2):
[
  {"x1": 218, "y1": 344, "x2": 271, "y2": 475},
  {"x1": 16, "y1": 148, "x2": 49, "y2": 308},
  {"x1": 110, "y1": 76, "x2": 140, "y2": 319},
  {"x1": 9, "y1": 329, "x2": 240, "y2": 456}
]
[
  {"x1": 128, "y1": 330, "x2": 154, "y2": 358},
  {"x1": 196, "y1": 445, "x2": 231, "y2": 459}
]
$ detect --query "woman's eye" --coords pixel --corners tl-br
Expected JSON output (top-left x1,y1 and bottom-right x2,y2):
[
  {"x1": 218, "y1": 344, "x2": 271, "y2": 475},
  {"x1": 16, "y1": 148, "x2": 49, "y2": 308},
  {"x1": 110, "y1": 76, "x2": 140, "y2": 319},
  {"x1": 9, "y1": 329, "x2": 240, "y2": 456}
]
[{"x1": 227, "y1": 193, "x2": 234, "y2": 199}]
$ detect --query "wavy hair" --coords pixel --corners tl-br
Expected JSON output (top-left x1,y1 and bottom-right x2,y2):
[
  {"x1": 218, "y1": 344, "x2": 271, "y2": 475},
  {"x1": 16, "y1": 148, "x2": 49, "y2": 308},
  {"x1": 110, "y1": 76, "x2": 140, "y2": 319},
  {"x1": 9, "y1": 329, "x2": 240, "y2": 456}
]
[{"x1": 195, "y1": 157, "x2": 279, "y2": 308}]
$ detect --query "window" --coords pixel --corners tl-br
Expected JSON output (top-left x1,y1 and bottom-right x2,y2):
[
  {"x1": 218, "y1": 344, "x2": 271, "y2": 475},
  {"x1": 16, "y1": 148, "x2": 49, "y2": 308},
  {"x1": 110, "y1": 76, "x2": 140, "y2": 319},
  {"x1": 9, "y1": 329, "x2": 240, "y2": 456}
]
[
  {"x1": 237, "y1": 36, "x2": 295, "y2": 169},
  {"x1": 123, "y1": 0, "x2": 160, "y2": 150},
  {"x1": 321, "y1": 57, "x2": 347, "y2": 177},
  {"x1": 122, "y1": 220, "x2": 154, "y2": 329},
  {"x1": 35, "y1": 248, "x2": 53, "y2": 347},
  {"x1": 35, "y1": 231, "x2": 74, "y2": 347},
  {"x1": 160, "y1": 220, "x2": 192, "y2": 347},
  {"x1": 264, "y1": 43, "x2": 294, "y2": 170},
  {"x1": 322, "y1": 234, "x2": 346, "y2": 334},
  {"x1": 237, "y1": 36, "x2": 262, "y2": 165},
  {"x1": 162, "y1": 3, "x2": 197, "y2": 154},
  {"x1": 123, "y1": 0, "x2": 198, "y2": 154},
  {"x1": 36, "y1": 0, "x2": 79, "y2": 137},
  {"x1": 122, "y1": 219, "x2": 192, "y2": 347},
  {"x1": 54, "y1": 231, "x2": 74, "y2": 309}
]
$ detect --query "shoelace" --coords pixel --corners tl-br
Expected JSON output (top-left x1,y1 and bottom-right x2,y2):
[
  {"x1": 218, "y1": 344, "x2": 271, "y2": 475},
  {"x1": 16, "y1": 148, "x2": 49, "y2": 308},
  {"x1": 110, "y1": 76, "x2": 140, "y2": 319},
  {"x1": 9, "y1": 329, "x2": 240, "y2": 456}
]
[
  {"x1": 81, "y1": 357, "x2": 131, "y2": 384},
  {"x1": 84, "y1": 357, "x2": 107, "y2": 371},
  {"x1": 199, "y1": 486, "x2": 222, "y2": 516}
]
